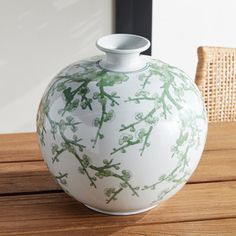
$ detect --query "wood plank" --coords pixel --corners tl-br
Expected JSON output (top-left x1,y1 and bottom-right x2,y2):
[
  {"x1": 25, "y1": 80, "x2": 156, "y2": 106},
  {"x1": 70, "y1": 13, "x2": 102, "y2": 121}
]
[
  {"x1": 3, "y1": 218, "x2": 235, "y2": 236},
  {"x1": 190, "y1": 149, "x2": 236, "y2": 183},
  {"x1": 0, "y1": 161, "x2": 47, "y2": 177},
  {"x1": 0, "y1": 175, "x2": 60, "y2": 195},
  {"x1": 0, "y1": 133, "x2": 41, "y2": 162},
  {"x1": 0, "y1": 161, "x2": 60, "y2": 194},
  {"x1": 205, "y1": 122, "x2": 236, "y2": 151},
  {"x1": 0, "y1": 149, "x2": 235, "y2": 194},
  {"x1": 0, "y1": 181, "x2": 236, "y2": 234}
]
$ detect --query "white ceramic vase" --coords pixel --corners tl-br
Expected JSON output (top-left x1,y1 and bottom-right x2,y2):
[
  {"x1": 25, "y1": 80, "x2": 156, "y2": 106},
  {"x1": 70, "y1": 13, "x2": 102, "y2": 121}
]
[{"x1": 37, "y1": 34, "x2": 208, "y2": 215}]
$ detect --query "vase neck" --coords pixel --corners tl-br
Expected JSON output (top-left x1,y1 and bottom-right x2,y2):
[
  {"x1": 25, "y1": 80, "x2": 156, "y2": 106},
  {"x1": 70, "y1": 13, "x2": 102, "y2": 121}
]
[
  {"x1": 96, "y1": 34, "x2": 150, "y2": 72},
  {"x1": 100, "y1": 52, "x2": 146, "y2": 72}
]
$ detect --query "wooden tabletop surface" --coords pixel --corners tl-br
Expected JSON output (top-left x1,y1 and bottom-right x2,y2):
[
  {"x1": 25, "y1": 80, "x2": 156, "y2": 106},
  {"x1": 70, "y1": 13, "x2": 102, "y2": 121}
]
[{"x1": 0, "y1": 122, "x2": 236, "y2": 235}]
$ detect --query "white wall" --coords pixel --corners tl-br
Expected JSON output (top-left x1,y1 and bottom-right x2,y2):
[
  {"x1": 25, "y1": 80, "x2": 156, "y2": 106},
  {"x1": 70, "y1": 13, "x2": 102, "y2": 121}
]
[
  {"x1": 152, "y1": 0, "x2": 236, "y2": 78},
  {"x1": 0, "y1": 0, "x2": 114, "y2": 133}
]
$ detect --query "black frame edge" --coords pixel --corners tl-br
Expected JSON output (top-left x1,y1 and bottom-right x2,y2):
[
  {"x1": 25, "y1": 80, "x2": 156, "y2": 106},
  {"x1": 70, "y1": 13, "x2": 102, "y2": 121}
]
[{"x1": 115, "y1": 0, "x2": 152, "y2": 55}]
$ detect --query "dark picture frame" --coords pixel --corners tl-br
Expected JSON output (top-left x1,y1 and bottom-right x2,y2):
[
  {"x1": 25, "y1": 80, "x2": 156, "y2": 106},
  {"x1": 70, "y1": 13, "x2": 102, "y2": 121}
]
[{"x1": 115, "y1": 0, "x2": 152, "y2": 55}]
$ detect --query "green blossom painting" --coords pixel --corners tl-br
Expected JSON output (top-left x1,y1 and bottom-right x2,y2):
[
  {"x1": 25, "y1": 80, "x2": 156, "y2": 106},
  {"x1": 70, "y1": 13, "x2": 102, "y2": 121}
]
[{"x1": 37, "y1": 57, "x2": 207, "y2": 206}]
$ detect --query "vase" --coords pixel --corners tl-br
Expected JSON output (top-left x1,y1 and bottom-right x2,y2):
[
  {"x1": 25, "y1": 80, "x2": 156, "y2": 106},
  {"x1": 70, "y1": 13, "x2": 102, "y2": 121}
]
[{"x1": 37, "y1": 34, "x2": 208, "y2": 215}]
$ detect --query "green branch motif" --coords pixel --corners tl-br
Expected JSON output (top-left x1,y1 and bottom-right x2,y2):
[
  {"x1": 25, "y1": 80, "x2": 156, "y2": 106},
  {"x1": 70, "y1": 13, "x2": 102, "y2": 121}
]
[
  {"x1": 89, "y1": 72, "x2": 128, "y2": 147},
  {"x1": 91, "y1": 80, "x2": 120, "y2": 148},
  {"x1": 89, "y1": 159, "x2": 139, "y2": 203},
  {"x1": 139, "y1": 71, "x2": 152, "y2": 89},
  {"x1": 37, "y1": 75, "x2": 76, "y2": 145},
  {"x1": 104, "y1": 187, "x2": 123, "y2": 204},
  {"x1": 111, "y1": 126, "x2": 154, "y2": 156},
  {"x1": 40, "y1": 102, "x2": 139, "y2": 202},
  {"x1": 36, "y1": 59, "x2": 137, "y2": 203},
  {"x1": 37, "y1": 60, "x2": 129, "y2": 149},
  {"x1": 112, "y1": 61, "x2": 192, "y2": 156},
  {"x1": 142, "y1": 111, "x2": 205, "y2": 203},
  {"x1": 55, "y1": 172, "x2": 68, "y2": 185},
  {"x1": 78, "y1": 157, "x2": 139, "y2": 203},
  {"x1": 36, "y1": 58, "x2": 206, "y2": 204},
  {"x1": 52, "y1": 143, "x2": 139, "y2": 203}
]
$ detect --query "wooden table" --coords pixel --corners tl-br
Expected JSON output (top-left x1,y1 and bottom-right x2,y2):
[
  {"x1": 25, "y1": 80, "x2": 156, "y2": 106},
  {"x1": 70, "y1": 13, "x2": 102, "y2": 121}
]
[{"x1": 0, "y1": 122, "x2": 236, "y2": 235}]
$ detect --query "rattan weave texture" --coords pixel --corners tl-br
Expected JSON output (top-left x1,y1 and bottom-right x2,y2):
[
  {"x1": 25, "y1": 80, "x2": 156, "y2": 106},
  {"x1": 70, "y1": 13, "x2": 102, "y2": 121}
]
[{"x1": 195, "y1": 46, "x2": 236, "y2": 122}]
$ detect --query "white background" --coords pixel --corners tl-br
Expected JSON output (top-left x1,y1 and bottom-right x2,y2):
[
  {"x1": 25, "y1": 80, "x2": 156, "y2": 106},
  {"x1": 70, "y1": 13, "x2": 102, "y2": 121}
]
[
  {"x1": 0, "y1": 0, "x2": 114, "y2": 133},
  {"x1": 152, "y1": 0, "x2": 236, "y2": 78}
]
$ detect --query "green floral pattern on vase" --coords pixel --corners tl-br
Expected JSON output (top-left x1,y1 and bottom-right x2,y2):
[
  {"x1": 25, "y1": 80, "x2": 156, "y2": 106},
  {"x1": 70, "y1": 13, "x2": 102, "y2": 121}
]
[
  {"x1": 112, "y1": 61, "x2": 204, "y2": 156},
  {"x1": 142, "y1": 110, "x2": 206, "y2": 202},
  {"x1": 38, "y1": 60, "x2": 128, "y2": 149},
  {"x1": 37, "y1": 55, "x2": 207, "y2": 212}
]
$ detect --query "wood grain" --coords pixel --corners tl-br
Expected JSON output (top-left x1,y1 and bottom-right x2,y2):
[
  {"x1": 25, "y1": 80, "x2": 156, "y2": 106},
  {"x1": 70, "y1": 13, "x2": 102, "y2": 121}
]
[
  {"x1": 190, "y1": 149, "x2": 236, "y2": 183},
  {"x1": 205, "y1": 122, "x2": 236, "y2": 151},
  {"x1": 0, "y1": 161, "x2": 60, "y2": 194},
  {"x1": 0, "y1": 133, "x2": 41, "y2": 162},
  {"x1": 2, "y1": 218, "x2": 235, "y2": 236},
  {"x1": 0, "y1": 181, "x2": 236, "y2": 235}
]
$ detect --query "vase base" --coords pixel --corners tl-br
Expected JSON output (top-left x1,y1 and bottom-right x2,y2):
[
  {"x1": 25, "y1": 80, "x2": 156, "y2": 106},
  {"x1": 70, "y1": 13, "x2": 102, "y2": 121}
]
[{"x1": 83, "y1": 204, "x2": 158, "y2": 216}]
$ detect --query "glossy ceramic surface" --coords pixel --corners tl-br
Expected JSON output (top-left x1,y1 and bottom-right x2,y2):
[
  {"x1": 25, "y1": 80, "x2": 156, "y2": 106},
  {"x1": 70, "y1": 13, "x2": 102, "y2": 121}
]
[{"x1": 37, "y1": 34, "x2": 208, "y2": 215}]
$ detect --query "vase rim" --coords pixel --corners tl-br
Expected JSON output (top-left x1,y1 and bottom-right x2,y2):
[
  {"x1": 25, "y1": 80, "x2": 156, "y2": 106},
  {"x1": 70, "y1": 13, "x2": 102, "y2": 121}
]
[{"x1": 96, "y1": 34, "x2": 150, "y2": 54}]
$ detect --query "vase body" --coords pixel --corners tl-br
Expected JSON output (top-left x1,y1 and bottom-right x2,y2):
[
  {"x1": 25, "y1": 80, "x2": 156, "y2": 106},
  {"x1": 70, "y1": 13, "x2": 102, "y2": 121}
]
[{"x1": 37, "y1": 34, "x2": 207, "y2": 215}]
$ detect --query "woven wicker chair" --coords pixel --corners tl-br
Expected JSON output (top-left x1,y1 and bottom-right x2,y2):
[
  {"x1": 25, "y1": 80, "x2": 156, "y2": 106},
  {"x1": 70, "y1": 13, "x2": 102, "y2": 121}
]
[{"x1": 195, "y1": 46, "x2": 236, "y2": 122}]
